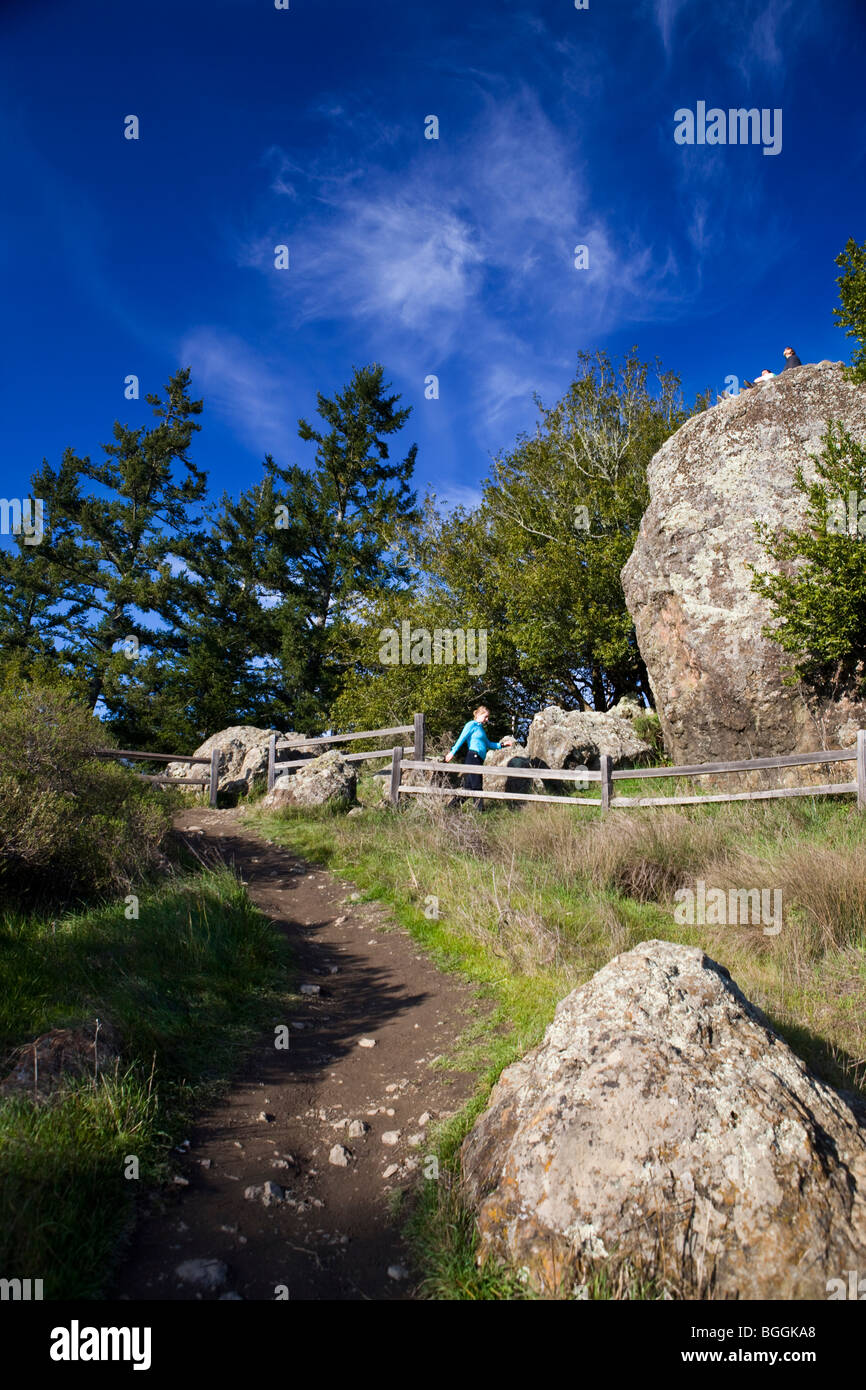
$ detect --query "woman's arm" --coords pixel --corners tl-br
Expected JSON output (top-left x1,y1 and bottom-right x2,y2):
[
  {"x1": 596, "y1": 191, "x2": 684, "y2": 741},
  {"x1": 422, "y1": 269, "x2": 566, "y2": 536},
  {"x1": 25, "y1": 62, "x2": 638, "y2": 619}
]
[{"x1": 447, "y1": 721, "x2": 474, "y2": 760}]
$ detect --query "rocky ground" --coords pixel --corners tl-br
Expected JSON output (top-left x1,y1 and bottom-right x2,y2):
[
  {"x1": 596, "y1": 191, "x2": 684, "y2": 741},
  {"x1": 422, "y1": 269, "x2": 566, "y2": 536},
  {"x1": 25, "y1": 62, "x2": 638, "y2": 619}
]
[{"x1": 111, "y1": 807, "x2": 487, "y2": 1302}]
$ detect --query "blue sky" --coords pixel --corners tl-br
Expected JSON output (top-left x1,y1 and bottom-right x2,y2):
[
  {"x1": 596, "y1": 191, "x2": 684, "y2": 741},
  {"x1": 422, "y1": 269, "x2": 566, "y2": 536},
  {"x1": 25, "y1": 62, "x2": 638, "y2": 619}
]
[{"x1": 1, "y1": 0, "x2": 864, "y2": 524}]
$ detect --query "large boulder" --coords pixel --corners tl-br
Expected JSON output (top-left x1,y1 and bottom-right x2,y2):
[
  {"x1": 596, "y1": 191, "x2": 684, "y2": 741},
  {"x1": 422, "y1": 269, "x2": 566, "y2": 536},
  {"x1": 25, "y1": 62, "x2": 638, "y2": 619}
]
[
  {"x1": 167, "y1": 726, "x2": 281, "y2": 801},
  {"x1": 262, "y1": 749, "x2": 356, "y2": 810},
  {"x1": 621, "y1": 361, "x2": 866, "y2": 782},
  {"x1": 526, "y1": 705, "x2": 651, "y2": 771},
  {"x1": 461, "y1": 939, "x2": 866, "y2": 1300}
]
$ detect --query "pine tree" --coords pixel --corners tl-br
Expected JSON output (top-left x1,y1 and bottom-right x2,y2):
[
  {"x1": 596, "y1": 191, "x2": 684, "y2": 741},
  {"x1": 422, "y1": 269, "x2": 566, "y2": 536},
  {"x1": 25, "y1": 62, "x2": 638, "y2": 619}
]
[
  {"x1": 221, "y1": 363, "x2": 420, "y2": 730},
  {"x1": 28, "y1": 370, "x2": 206, "y2": 725}
]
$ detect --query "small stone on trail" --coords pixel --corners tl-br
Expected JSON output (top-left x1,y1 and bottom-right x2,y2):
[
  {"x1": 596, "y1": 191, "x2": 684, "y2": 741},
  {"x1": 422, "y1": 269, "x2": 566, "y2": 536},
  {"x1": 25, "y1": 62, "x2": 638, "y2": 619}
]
[
  {"x1": 418, "y1": 1112, "x2": 433, "y2": 1126},
  {"x1": 300, "y1": 984, "x2": 321, "y2": 996},
  {"x1": 382, "y1": 1131, "x2": 401, "y2": 1146},
  {"x1": 258, "y1": 1111, "x2": 275, "y2": 1123},
  {"x1": 262, "y1": 1180, "x2": 285, "y2": 1207},
  {"x1": 347, "y1": 1119, "x2": 369, "y2": 1138},
  {"x1": 382, "y1": 1164, "x2": 399, "y2": 1179},
  {"x1": 329, "y1": 1145, "x2": 352, "y2": 1167},
  {"x1": 387, "y1": 1264, "x2": 409, "y2": 1282},
  {"x1": 243, "y1": 1185, "x2": 262, "y2": 1202},
  {"x1": 358, "y1": 1038, "x2": 376, "y2": 1048}
]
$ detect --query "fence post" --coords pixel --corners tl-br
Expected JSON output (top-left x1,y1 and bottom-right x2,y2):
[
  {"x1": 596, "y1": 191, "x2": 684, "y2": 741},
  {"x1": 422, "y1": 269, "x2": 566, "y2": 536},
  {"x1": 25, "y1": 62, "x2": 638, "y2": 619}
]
[
  {"x1": 600, "y1": 754, "x2": 612, "y2": 814},
  {"x1": 267, "y1": 733, "x2": 276, "y2": 792},
  {"x1": 208, "y1": 747, "x2": 220, "y2": 808},
  {"x1": 389, "y1": 745, "x2": 403, "y2": 806},
  {"x1": 413, "y1": 711, "x2": 426, "y2": 762},
  {"x1": 858, "y1": 730, "x2": 866, "y2": 811}
]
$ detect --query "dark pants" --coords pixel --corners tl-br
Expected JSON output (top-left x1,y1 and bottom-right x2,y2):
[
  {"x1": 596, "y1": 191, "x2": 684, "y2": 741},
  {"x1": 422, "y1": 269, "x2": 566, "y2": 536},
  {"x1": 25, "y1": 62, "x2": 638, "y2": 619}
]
[{"x1": 463, "y1": 750, "x2": 484, "y2": 811}]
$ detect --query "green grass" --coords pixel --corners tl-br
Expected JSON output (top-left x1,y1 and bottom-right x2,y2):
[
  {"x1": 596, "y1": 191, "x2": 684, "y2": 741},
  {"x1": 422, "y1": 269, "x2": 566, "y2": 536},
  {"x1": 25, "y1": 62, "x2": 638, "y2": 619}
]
[
  {"x1": 0, "y1": 867, "x2": 293, "y2": 1298},
  {"x1": 244, "y1": 789, "x2": 866, "y2": 1299}
]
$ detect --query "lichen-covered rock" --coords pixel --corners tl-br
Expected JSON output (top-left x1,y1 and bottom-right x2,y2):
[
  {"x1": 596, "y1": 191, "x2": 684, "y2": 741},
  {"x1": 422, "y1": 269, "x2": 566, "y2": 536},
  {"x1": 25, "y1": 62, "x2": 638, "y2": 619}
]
[
  {"x1": 461, "y1": 939, "x2": 866, "y2": 1300},
  {"x1": 262, "y1": 749, "x2": 356, "y2": 810},
  {"x1": 526, "y1": 705, "x2": 651, "y2": 771},
  {"x1": 621, "y1": 361, "x2": 866, "y2": 781},
  {"x1": 167, "y1": 726, "x2": 283, "y2": 800}
]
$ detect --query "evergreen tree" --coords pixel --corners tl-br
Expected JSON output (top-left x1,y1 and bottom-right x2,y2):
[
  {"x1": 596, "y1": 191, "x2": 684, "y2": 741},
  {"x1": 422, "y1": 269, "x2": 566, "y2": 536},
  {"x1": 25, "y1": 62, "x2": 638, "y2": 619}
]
[
  {"x1": 27, "y1": 370, "x2": 206, "y2": 725},
  {"x1": 221, "y1": 363, "x2": 420, "y2": 730},
  {"x1": 834, "y1": 237, "x2": 866, "y2": 384},
  {"x1": 749, "y1": 422, "x2": 866, "y2": 694}
]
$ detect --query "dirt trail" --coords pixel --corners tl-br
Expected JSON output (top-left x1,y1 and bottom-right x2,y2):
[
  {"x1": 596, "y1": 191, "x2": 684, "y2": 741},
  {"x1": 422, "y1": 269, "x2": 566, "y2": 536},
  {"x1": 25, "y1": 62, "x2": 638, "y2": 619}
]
[{"x1": 111, "y1": 807, "x2": 485, "y2": 1302}]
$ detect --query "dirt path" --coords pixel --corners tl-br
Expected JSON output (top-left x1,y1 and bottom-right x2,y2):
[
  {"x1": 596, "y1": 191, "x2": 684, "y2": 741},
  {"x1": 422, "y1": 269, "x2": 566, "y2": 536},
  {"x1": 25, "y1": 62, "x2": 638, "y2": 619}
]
[{"x1": 111, "y1": 807, "x2": 486, "y2": 1302}]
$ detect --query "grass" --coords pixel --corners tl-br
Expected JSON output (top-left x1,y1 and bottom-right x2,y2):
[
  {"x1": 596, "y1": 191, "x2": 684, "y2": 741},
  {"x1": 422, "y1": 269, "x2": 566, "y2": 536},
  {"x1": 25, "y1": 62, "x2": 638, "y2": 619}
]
[
  {"x1": 0, "y1": 865, "x2": 293, "y2": 1298},
  {"x1": 244, "y1": 782, "x2": 866, "y2": 1299}
]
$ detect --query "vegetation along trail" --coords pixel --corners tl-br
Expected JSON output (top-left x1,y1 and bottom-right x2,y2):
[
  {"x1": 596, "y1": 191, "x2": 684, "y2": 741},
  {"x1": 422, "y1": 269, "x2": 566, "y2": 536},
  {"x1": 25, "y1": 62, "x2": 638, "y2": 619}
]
[{"x1": 112, "y1": 807, "x2": 487, "y2": 1302}]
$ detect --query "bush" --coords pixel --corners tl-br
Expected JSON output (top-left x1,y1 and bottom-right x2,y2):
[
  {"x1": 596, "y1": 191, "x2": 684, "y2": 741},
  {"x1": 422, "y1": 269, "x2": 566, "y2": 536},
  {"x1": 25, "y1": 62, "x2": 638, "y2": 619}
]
[{"x1": 0, "y1": 684, "x2": 174, "y2": 905}]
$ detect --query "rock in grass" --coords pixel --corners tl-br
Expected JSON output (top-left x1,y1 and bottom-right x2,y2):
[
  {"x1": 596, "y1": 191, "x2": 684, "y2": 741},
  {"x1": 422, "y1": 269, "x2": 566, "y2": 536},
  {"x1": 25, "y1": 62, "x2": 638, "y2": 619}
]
[
  {"x1": 175, "y1": 1258, "x2": 230, "y2": 1292},
  {"x1": 461, "y1": 939, "x2": 866, "y2": 1300}
]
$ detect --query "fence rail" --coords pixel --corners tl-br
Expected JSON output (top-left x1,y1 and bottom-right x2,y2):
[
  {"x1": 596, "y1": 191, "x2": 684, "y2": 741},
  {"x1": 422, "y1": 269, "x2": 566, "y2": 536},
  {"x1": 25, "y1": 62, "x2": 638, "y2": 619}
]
[
  {"x1": 95, "y1": 746, "x2": 220, "y2": 807},
  {"x1": 389, "y1": 732, "x2": 866, "y2": 814},
  {"x1": 267, "y1": 714, "x2": 425, "y2": 790}
]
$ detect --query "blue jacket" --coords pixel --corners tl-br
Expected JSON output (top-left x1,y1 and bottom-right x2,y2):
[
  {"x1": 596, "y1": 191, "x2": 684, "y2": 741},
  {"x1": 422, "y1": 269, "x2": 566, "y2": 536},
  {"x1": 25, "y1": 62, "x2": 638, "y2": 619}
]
[{"x1": 450, "y1": 720, "x2": 502, "y2": 759}]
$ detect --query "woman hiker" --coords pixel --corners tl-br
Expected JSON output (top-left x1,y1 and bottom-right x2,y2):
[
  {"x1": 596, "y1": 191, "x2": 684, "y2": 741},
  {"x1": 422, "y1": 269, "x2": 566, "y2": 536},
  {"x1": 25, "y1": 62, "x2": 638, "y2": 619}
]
[{"x1": 445, "y1": 704, "x2": 514, "y2": 811}]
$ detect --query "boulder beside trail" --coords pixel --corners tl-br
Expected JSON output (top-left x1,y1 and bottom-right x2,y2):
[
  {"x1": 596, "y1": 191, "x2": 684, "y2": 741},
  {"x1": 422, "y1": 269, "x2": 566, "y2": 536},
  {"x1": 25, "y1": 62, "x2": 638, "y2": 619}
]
[
  {"x1": 461, "y1": 939, "x2": 866, "y2": 1299},
  {"x1": 526, "y1": 704, "x2": 652, "y2": 771},
  {"x1": 262, "y1": 749, "x2": 356, "y2": 810},
  {"x1": 167, "y1": 726, "x2": 311, "y2": 802},
  {"x1": 621, "y1": 360, "x2": 866, "y2": 782}
]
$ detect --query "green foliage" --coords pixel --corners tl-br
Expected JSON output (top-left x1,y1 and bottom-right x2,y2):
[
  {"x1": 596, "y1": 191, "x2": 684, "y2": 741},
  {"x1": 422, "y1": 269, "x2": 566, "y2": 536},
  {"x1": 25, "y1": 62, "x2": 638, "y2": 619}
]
[
  {"x1": 0, "y1": 868, "x2": 288, "y2": 1296},
  {"x1": 203, "y1": 363, "x2": 420, "y2": 733},
  {"x1": 333, "y1": 350, "x2": 704, "y2": 732},
  {"x1": 632, "y1": 710, "x2": 665, "y2": 757},
  {"x1": 834, "y1": 237, "x2": 866, "y2": 384},
  {"x1": 481, "y1": 349, "x2": 707, "y2": 711},
  {"x1": 749, "y1": 421, "x2": 866, "y2": 692},
  {"x1": 0, "y1": 682, "x2": 173, "y2": 906}
]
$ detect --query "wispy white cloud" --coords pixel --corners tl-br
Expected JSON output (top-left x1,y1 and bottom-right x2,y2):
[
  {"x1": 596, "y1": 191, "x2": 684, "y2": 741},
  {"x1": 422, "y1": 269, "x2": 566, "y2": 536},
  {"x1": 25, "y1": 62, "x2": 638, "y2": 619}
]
[
  {"x1": 651, "y1": 0, "x2": 692, "y2": 58},
  {"x1": 177, "y1": 328, "x2": 297, "y2": 465},
  {"x1": 231, "y1": 88, "x2": 686, "y2": 451}
]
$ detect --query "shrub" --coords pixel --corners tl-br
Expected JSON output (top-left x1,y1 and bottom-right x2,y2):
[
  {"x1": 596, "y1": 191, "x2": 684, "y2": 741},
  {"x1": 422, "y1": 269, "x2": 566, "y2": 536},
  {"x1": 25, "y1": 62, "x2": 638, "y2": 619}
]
[{"x1": 0, "y1": 684, "x2": 174, "y2": 905}]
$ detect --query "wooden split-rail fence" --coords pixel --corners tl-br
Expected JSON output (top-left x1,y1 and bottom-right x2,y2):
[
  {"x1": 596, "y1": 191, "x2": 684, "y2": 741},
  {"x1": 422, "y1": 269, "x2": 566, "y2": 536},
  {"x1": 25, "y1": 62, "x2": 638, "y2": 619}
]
[
  {"x1": 95, "y1": 746, "x2": 221, "y2": 807},
  {"x1": 95, "y1": 716, "x2": 866, "y2": 817},
  {"x1": 388, "y1": 728, "x2": 866, "y2": 813},
  {"x1": 266, "y1": 714, "x2": 426, "y2": 789}
]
